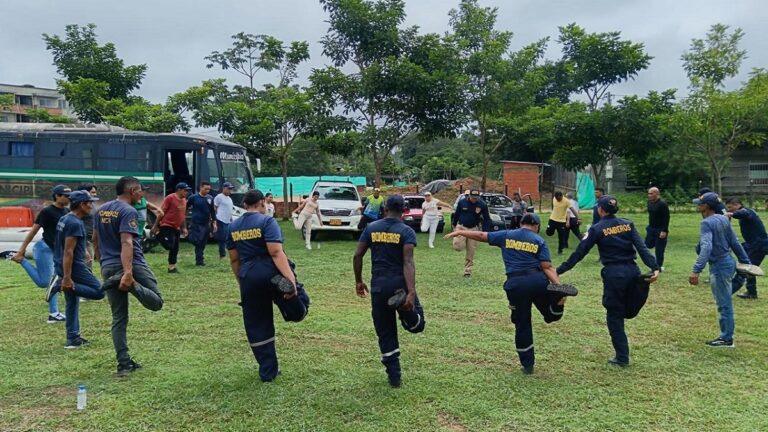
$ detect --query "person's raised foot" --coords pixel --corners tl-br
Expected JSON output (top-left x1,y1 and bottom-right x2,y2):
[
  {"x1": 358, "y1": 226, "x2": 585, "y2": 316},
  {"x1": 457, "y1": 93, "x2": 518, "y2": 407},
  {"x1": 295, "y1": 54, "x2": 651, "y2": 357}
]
[
  {"x1": 387, "y1": 289, "x2": 407, "y2": 309},
  {"x1": 546, "y1": 283, "x2": 578, "y2": 297},
  {"x1": 270, "y1": 274, "x2": 296, "y2": 295},
  {"x1": 44, "y1": 275, "x2": 61, "y2": 302}
]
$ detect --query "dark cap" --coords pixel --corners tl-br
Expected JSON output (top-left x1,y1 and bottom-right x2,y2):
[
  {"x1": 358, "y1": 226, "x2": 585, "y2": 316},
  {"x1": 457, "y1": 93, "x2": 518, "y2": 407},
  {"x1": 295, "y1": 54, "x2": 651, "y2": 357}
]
[
  {"x1": 52, "y1": 184, "x2": 72, "y2": 196},
  {"x1": 597, "y1": 195, "x2": 619, "y2": 214},
  {"x1": 698, "y1": 187, "x2": 713, "y2": 196},
  {"x1": 520, "y1": 213, "x2": 541, "y2": 226},
  {"x1": 140, "y1": 184, "x2": 150, "y2": 191},
  {"x1": 175, "y1": 182, "x2": 192, "y2": 191},
  {"x1": 469, "y1": 190, "x2": 480, "y2": 197},
  {"x1": 68, "y1": 190, "x2": 99, "y2": 206},
  {"x1": 222, "y1": 182, "x2": 234, "y2": 189},
  {"x1": 693, "y1": 192, "x2": 720, "y2": 208},
  {"x1": 385, "y1": 194, "x2": 406, "y2": 212}
]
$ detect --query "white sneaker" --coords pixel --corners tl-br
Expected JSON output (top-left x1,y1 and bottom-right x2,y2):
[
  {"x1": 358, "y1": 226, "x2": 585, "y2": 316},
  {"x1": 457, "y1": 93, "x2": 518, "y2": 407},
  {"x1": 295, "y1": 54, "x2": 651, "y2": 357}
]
[
  {"x1": 306, "y1": 244, "x2": 312, "y2": 250},
  {"x1": 429, "y1": 244, "x2": 434, "y2": 249}
]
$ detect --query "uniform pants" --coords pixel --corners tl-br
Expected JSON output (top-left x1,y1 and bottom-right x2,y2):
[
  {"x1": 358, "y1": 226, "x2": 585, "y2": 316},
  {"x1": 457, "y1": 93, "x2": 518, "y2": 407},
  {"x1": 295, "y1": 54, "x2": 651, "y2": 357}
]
[
  {"x1": 371, "y1": 276, "x2": 426, "y2": 381},
  {"x1": 504, "y1": 272, "x2": 564, "y2": 369},
  {"x1": 601, "y1": 264, "x2": 640, "y2": 364},
  {"x1": 710, "y1": 257, "x2": 736, "y2": 340},
  {"x1": 297, "y1": 213, "x2": 315, "y2": 248},
  {"x1": 732, "y1": 241, "x2": 767, "y2": 296},
  {"x1": 189, "y1": 223, "x2": 210, "y2": 265},
  {"x1": 645, "y1": 226, "x2": 668, "y2": 268},
  {"x1": 452, "y1": 224, "x2": 480, "y2": 274},
  {"x1": 102, "y1": 264, "x2": 164, "y2": 368},
  {"x1": 159, "y1": 227, "x2": 181, "y2": 265},
  {"x1": 239, "y1": 272, "x2": 310, "y2": 382},
  {"x1": 57, "y1": 264, "x2": 105, "y2": 342},
  {"x1": 216, "y1": 220, "x2": 229, "y2": 258},
  {"x1": 420, "y1": 215, "x2": 440, "y2": 247},
  {"x1": 19, "y1": 240, "x2": 60, "y2": 314},
  {"x1": 546, "y1": 220, "x2": 569, "y2": 253}
]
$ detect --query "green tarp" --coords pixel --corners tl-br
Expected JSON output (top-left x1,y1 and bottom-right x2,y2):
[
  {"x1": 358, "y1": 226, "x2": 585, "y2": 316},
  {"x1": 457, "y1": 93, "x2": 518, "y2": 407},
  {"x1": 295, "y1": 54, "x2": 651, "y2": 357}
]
[
  {"x1": 254, "y1": 176, "x2": 367, "y2": 197},
  {"x1": 576, "y1": 171, "x2": 596, "y2": 210}
]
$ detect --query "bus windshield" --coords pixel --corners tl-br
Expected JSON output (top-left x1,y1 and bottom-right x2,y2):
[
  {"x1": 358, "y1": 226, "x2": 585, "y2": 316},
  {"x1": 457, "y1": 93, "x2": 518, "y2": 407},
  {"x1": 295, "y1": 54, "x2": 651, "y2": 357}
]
[{"x1": 218, "y1": 149, "x2": 253, "y2": 193}]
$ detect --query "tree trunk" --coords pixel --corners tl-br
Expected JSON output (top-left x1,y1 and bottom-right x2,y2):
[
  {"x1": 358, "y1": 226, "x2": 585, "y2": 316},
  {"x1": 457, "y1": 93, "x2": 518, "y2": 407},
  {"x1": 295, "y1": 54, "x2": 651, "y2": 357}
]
[
  {"x1": 372, "y1": 150, "x2": 383, "y2": 188},
  {"x1": 479, "y1": 123, "x2": 488, "y2": 191},
  {"x1": 281, "y1": 150, "x2": 290, "y2": 220},
  {"x1": 714, "y1": 165, "x2": 723, "y2": 196}
]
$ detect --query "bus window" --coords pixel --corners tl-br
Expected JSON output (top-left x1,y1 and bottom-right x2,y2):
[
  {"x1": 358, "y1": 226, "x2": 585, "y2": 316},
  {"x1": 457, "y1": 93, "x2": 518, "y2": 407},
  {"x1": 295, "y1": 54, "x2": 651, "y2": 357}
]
[
  {"x1": 206, "y1": 150, "x2": 219, "y2": 186},
  {"x1": 96, "y1": 142, "x2": 152, "y2": 172},
  {"x1": 40, "y1": 142, "x2": 94, "y2": 170},
  {"x1": 3, "y1": 141, "x2": 34, "y2": 168}
]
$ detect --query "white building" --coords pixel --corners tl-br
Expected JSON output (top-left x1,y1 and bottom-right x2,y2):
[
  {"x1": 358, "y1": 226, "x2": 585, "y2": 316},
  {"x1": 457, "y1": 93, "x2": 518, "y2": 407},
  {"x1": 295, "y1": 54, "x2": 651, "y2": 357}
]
[{"x1": 0, "y1": 83, "x2": 76, "y2": 123}]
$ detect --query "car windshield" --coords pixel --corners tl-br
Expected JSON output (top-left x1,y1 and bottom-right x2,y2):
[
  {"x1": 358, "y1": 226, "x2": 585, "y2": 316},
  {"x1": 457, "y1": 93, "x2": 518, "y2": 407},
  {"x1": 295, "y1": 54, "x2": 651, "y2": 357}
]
[
  {"x1": 405, "y1": 197, "x2": 424, "y2": 209},
  {"x1": 485, "y1": 195, "x2": 514, "y2": 208},
  {"x1": 315, "y1": 185, "x2": 358, "y2": 201}
]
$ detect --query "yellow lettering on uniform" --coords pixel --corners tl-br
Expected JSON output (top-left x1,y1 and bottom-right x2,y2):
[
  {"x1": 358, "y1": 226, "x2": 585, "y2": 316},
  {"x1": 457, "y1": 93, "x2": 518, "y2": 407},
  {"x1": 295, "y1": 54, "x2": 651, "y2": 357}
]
[
  {"x1": 231, "y1": 228, "x2": 263, "y2": 242},
  {"x1": 98, "y1": 210, "x2": 120, "y2": 218},
  {"x1": 371, "y1": 232, "x2": 401, "y2": 244},
  {"x1": 505, "y1": 239, "x2": 539, "y2": 253},
  {"x1": 602, "y1": 224, "x2": 631, "y2": 237}
]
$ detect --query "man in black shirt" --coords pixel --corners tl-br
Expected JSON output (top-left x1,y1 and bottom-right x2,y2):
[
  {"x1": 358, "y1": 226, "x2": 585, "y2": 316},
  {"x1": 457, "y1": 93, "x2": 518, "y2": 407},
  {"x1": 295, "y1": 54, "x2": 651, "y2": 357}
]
[{"x1": 645, "y1": 187, "x2": 670, "y2": 270}]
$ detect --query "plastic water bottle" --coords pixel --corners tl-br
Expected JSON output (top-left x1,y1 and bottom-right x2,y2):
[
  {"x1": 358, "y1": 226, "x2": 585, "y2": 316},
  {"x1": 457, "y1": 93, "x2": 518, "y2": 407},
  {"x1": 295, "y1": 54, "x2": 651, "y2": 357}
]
[{"x1": 77, "y1": 384, "x2": 87, "y2": 411}]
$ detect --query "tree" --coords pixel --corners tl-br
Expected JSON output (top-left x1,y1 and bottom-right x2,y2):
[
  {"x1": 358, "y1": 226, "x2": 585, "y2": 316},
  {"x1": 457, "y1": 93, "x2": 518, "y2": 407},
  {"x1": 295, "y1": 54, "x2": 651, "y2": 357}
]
[
  {"x1": 557, "y1": 23, "x2": 652, "y2": 110},
  {"x1": 311, "y1": 0, "x2": 465, "y2": 187},
  {"x1": 681, "y1": 24, "x2": 746, "y2": 89},
  {"x1": 25, "y1": 108, "x2": 73, "y2": 124},
  {"x1": 0, "y1": 94, "x2": 13, "y2": 110},
  {"x1": 43, "y1": 24, "x2": 147, "y2": 122},
  {"x1": 104, "y1": 99, "x2": 188, "y2": 132}
]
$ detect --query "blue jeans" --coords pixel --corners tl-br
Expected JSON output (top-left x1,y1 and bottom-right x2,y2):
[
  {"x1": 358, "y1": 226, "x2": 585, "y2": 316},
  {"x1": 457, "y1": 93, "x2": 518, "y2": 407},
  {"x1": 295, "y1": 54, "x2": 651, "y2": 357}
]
[
  {"x1": 58, "y1": 264, "x2": 105, "y2": 341},
  {"x1": 20, "y1": 241, "x2": 59, "y2": 314},
  {"x1": 710, "y1": 257, "x2": 736, "y2": 340},
  {"x1": 216, "y1": 220, "x2": 229, "y2": 258}
]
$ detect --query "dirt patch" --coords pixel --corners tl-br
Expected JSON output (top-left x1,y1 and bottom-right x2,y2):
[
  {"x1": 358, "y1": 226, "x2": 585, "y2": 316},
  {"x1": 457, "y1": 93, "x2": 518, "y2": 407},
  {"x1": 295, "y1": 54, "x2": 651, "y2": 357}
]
[
  {"x1": 437, "y1": 412, "x2": 467, "y2": 432},
  {"x1": 42, "y1": 385, "x2": 72, "y2": 398}
]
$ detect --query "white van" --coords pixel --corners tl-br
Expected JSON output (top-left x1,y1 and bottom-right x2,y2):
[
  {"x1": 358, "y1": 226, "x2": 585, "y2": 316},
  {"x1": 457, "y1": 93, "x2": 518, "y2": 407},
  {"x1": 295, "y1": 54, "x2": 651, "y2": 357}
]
[{"x1": 295, "y1": 180, "x2": 362, "y2": 239}]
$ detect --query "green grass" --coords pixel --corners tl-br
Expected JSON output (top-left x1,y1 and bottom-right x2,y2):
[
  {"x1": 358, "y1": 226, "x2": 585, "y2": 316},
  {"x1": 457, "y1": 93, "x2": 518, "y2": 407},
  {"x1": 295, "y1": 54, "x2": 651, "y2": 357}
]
[{"x1": 1, "y1": 213, "x2": 767, "y2": 431}]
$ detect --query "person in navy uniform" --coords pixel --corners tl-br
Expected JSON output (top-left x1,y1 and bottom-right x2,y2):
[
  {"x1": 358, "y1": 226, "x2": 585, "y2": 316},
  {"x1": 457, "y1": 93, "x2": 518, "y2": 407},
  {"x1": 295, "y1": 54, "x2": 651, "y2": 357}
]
[
  {"x1": 94, "y1": 176, "x2": 165, "y2": 377},
  {"x1": 187, "y1": 181, "x2": 217, "y2": 266},
  {"x1": 557, "y1": 196, "x2": 660, "y2": 367},
  {"x1": 51, "y1": 190, "x2": 106, "y2": 348},
  {"x1": 227, "y1": 189, "x2": 310, "y2": 383},
  {"x1": 592, "y1": 187, "x2": 605, "y2": 226},
  {"x1": 353, "y1": 195, "x2": 426, "y2": 388},
  {"x1": 726, "y1": 197, "x2": 768, "y2": 299},
  {"x1": 451, "y1": 190, "x2": 491, "y2": 277},
  {"x1": 446, "y1": 213, "x2": 577, "y2": 375},
  {"x1": 698, "y1": 187, "x2": 727, "y2": 215}
]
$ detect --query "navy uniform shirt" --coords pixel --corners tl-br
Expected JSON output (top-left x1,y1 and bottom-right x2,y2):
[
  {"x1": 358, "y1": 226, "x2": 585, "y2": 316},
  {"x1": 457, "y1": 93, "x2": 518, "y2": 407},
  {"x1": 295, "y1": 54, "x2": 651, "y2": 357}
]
[
  {"x1": 557, "y1": 215, "x2": 659, "y2": 274},
  {"x1": 488, "y1": 228, "x2": 551, "y2": 275},
  {"x1": 188, "y1": 193, "x2": 215, "y2": 225},
  {"x1": 53, "y1": 213, "x2": 87, "y2": 275},
  {"x1": 731, "y1": 207, "x2": 768, "y2": 245},
  {"x1": 453, "y1": 198, "x2": 491, "y2": 231},
  {"x1": 360, "y1": 217, "x2": 417, "y2": 288},
  {"x1": 95, "y1": 200, "x2": 146, "y2": 267},
  {"x1": 226, "y1": 212, "x2": 282, "y2": 280}
]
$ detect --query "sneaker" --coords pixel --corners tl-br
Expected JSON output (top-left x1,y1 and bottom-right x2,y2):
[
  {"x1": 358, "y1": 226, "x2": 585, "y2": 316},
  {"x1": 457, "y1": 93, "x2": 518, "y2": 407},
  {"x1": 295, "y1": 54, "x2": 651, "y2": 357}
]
[
  {"x1": 103, "y1": 271, "x2": 124, "y2": 290},
  {"x1": 388, "y1": 375, "x2": 401, "y2": 388},
  {"x1": 168, "y1": 267, "x2": 178, "y2": 274},
  {"x1": 608, "y1": 357, "x2": 629, "y2": 368},
  {"x1": 270, "y1": 274, "x2": 296, "y2": 295},
  {"x1": 64, "y1": 337, "x2": 90, "y2": 349},
  {"x1": 195, "y1": 262, "x2": 205, "y2": 267},
  {"x1": 737, "y1": 292, "x2": 758, "y2": 299},
  {"x1": 387, "y1": 289, "x2": 407, "y2": 309},
  {"x1": 47, "y1": 313, "x2": 66, "y2": 324},
  {"x1": 45, "y1": 275, "x2": 61, "y2": 302},
  {"x1": 429, "y1": 244, "x2": 434, "y2": 249},
  {"x1": 305, "y1": 244, "x2": 312, "y2": 250},
  {"x1": 116, "y1": 359, "x2": 143, "y2": 377},
  {"x1": 521, "y1": 366, "x2": 534, "y2": 375},
  {"x1": 463, "y1": 273, "x2": 471, "y2": 278},
  {"x1": 706, "y1": 338, "x2": 734, "y2": 348},
  {"x1": 546, "y1": 283, "x2": 579, "y2": 297}
]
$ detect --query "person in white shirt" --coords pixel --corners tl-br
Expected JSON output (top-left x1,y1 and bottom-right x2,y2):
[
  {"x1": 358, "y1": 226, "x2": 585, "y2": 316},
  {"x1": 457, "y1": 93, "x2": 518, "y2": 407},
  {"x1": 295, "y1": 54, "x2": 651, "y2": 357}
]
[
  {"x1": 265, "y1": 193, "x2": 276, "y2": 218},
  {"x1": 214, "y1": 182, "x2": 235, "y2": 259},
  {"x1": 565, "y1": 192, "x2": 582, "y2": 245},
  {"x1": 293, "y1": 191, "x2": 323, "y2": 250},
  {"x1": 420, "y1": 192, "x2": 451, "y2": 248}
]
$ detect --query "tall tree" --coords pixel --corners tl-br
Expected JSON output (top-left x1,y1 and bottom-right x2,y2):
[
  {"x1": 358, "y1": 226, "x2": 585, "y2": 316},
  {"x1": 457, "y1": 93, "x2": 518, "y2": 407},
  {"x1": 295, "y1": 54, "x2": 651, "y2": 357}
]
[
  {"x1": 205, "y1": 33, "x2": 288, "y2": 91},
  {"x1": 681, "y1": 23, "x2": 747, "y2": 90},
  {"x1": 312, "y1": 0, "x2": 465, "y2": 187}
]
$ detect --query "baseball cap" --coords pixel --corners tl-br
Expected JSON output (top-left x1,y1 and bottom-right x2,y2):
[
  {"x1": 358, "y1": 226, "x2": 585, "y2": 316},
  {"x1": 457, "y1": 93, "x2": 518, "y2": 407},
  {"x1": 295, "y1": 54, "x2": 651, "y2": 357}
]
[
  {"x1": 175, "y1": 182, "x2": 192, "y2": 191},
  {"x1": 385, "y1": 195, "x2": 406, "y2": 212},
  {"x1": 469, "y1": 190, "x2": 481, "y2": 197},
  {"x1": 597, "y1": 195, "x2": 619, "y2": 214},
  {"x1": 521, "y1": 213, "x2": 541, "y2": 226},
  {"x1": 68, "y1": 190, "x2": 99, "y2": 206},
  {"x1": 373, "y1": 187, "x2": 381, "y2": 192},
  {"x1": 693, "y1": 192, "x2": 720, "y2": 208},
  {"x1": 222, "y1": 182, "x2": 234, "y2": 189},
  {"x1": 698, "y1": 187, "x2": 713, "y2": 196},
  {"x1": 52, "y1": 184, "x2": 72, "y2": 196}
]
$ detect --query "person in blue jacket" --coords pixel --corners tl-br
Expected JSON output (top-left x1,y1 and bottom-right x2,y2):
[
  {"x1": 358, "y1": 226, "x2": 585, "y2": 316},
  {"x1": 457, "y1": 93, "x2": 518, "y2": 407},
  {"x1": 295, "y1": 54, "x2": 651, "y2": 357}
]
[
  {"x1": 726, "y1": 197, "x2": 768, "y2": 300},
  {"x1": 557, "y1": 195, "x2": 660, "y2": 367}
]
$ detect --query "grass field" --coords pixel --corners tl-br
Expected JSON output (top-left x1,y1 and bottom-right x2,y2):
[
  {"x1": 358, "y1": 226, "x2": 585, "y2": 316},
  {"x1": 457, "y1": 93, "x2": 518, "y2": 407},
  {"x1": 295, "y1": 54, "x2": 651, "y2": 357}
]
[{"x1": 1, "y1": 212, "x2": 767, "y2": 432}]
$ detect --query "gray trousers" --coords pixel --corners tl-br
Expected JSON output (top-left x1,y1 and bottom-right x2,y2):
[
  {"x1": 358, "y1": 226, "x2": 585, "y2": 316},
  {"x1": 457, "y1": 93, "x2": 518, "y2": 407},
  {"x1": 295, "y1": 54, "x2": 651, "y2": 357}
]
[{"x1": 102, "y1": 263, "x2": 164, "y2": 367}]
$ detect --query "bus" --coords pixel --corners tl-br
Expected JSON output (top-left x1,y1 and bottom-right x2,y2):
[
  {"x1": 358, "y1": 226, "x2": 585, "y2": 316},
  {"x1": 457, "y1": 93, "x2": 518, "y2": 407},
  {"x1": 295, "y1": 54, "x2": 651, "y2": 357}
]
[{"x1": 0, "y1": 123, "x2": 255, "y2": 217}]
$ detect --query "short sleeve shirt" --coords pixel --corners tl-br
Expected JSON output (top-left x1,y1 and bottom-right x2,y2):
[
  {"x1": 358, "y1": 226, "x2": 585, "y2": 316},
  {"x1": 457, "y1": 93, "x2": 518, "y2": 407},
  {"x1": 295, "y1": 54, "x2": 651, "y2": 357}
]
[
  {"x1": 214, "y1": 193, "x2": 234, "y2": 223},
  {"x1": 360, "y1": 218, "x2": 417, "y2": 282},
  {"x1": 53, "y1": 213, "x2": 87, "y2": 275},
  {"x1": 160, "y1": 193, "x2": 186, "y2": 229},
  {"x1": 488, "y1": 228, "x2": 551, "y2": 274},
  {"x1": 188, "y1": 193, "x2": 214, "y2": 225},
  {"x1": 226, "y1": 211, "x2": 283, "y2": 279},
  {"x1": 35, "y1": 205, "x2": 69, "y2": 249},
  {"x1": 95, "y1": 199, "x2": 146, "y2": 267}
]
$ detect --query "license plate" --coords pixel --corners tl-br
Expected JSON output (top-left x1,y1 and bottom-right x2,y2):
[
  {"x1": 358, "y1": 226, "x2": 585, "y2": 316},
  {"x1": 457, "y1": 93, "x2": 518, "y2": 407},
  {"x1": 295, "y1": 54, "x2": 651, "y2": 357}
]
[{"x1": 330, "y1": 218, "x2": 342, "y2": 226}]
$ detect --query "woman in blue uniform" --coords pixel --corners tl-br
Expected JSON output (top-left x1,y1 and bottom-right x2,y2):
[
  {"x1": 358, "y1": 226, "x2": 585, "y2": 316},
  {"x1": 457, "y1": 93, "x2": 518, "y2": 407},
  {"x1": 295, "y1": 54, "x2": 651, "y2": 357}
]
[{"x1": 227, "y1": 190, "x2": 310, "y2": 382}]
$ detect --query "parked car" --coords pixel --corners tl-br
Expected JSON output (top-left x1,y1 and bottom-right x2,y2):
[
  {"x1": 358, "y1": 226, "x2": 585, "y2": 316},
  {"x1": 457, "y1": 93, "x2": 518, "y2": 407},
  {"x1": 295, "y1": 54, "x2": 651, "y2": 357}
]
[
  {"x1": 402, "y1": 195, "x2": 445, "y2": 233},
  {"x1": 451, "y1": 192, "x2": 534, "y2": 231},
  {"x1": 299, "y1": 180, "x2": 363, "y2": 240}
]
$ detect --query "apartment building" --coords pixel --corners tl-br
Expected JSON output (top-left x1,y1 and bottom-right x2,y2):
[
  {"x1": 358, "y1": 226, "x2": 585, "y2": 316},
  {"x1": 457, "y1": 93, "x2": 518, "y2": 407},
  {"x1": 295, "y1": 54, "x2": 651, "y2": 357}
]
[{"x1": 0, "y1": 83, "x2": 76, "y2": 123}]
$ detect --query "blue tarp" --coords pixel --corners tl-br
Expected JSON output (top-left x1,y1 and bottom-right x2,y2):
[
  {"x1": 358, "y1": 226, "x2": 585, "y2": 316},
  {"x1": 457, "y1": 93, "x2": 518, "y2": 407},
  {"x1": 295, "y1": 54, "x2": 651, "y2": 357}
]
[
  {"x1": 255, "y1": 176, "x2": 367, "y2": 197},
  {"x1": 576, "y1": 171, "x2": 596, "y2": 210}
]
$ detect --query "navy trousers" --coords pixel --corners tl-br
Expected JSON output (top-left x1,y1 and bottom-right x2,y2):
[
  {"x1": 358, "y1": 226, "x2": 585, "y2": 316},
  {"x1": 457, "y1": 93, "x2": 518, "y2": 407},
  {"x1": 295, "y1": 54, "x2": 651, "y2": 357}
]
[
  {"x1": 188, "y1": 223, "x2": 210, "y2": 265},
  {"x1": 601, "y1": 264, "x2": 641, "y2": 364},
  {"x1": 239, "y1": 271, "x2": 310, "y2": 382},
  {"x1": 370, "y1": 275, "x2": 425, "y2": 381},
  {"x1": 504, "y1": 271, "x2": 564, "y2": 369},
  {"x1": 645, "y1": 226, "x2": 668, "y2": 268}
]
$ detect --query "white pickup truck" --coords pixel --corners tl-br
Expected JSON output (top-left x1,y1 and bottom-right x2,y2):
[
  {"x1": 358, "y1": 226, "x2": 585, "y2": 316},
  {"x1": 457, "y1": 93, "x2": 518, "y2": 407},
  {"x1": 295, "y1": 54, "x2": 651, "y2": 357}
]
[{"x1": 294, "y1": 180, "x2": 363, "y2": 240}]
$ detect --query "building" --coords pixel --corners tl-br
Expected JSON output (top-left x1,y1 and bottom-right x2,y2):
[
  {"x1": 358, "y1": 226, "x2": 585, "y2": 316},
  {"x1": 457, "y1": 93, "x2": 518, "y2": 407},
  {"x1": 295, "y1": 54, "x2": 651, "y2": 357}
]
[
  {"x1": 501, "y1": 161, "x2": 548, "y2": 201},
  {"x1": 0, "y1": 83, "x2": 75, "y2": 123}
]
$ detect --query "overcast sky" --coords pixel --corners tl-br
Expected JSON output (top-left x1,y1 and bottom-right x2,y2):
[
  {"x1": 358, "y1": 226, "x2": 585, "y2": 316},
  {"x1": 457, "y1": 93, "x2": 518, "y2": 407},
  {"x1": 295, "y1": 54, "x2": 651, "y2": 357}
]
[{"x1": 2, "y1": 0, "x2": 767, "y2": 108}]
